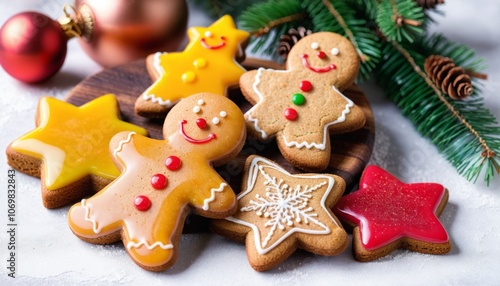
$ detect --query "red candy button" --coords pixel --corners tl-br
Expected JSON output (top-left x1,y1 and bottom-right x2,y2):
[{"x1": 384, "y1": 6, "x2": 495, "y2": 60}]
[
  {"x1": 284, "y1": 108, "x2": 298, "y2": 121},
  {"x1": 196, "y1": 118, "x2": 207, "y2": 129},
  {"x1": 300, "y1": 80, "x2": 312, "y2": 92},
  {"x1": 165, "y1": 156, "x2": 182, "y2": 171},
  {"x1": 134, "y1": 195, "x2": 151, "y2": 211},
  {"x1": 150, "y1": 174, "x2": 168, "y2": 190},
  {"x1": 317, "y1": 51, "x2": 326, "y2": 59}
]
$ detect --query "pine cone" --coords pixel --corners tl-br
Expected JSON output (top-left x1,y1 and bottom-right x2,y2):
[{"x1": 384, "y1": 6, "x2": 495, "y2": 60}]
[
  {"x1": 424, "y1": 55, "x2": 473, "y2": 100},
  {"x1": 278, "y1": 27, "x2": 312, "y2": 60},
  {"x1": 414, "y1": 0, "x2": 445, "y2": 9}
]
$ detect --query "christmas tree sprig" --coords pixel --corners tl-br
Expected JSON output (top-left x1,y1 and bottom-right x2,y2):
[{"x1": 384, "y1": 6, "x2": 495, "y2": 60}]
[
  {"x1": 192, "y1": 0, "x2": 500, "y2": 185},
  {"x1": 374, "y1": 36, "x2": 500, "y2": 184}
]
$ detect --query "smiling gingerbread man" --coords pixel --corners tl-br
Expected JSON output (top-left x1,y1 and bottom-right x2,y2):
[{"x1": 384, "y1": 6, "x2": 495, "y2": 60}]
[
  {"x1": 240, "y1": 32, "x2": 366, "y2": 172},
  {"x1": 68, "y1": 93, "x2": 246, "y2": 272}
]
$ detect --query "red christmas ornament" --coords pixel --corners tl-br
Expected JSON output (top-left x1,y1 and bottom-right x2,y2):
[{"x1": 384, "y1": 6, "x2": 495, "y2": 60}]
[
  {"x1": 0, "y1": 0, "x2": 188, "y2": 83},
  {"x1": 0, "y1": 12, "x2": 67, "y2": 83}
]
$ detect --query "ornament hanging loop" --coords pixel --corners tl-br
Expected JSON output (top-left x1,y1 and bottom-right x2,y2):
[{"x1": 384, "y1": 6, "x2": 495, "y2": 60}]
[
  {"x1": 57, "y1": 4, "x2": 94, "y2": 40},
  {"x1": 58, "y1": 5, "x2": 82, "y2": 39}
]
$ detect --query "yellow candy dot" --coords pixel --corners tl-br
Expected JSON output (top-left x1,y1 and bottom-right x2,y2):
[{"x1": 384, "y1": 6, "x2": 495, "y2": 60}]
[
  {"x1": 193, "y1": 58, "x2": 207, "y2": 69},
  {"x1": 182, "y1": 71, "x2": 196, "y2": 83}
]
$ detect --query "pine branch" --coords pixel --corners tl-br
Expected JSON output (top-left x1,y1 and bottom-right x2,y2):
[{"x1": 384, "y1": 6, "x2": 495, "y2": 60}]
[
  {"x1": 187, "y1": 0, "x2": 262, "y2": 19},
  {"x1": 374, "y1": 37, "x2": 500, "y2": 185},
  {"x1": 238, "y1": 0, "x2": 307, "y2": 56},
  {"x1": 303, "y1": 0, "x2": 381, "y2": 81},
  {"x1": 376, "y1": 0, "x2": 425, "y2": 43}
]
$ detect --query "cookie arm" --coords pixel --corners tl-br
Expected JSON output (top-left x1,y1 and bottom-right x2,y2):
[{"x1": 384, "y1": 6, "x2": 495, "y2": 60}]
[
  {"x1": 239, "y1": 69, "x2": 260, "y2": 104},
  {"x1": 187, "y1": 168, "x2": 237, "y2": 218}
]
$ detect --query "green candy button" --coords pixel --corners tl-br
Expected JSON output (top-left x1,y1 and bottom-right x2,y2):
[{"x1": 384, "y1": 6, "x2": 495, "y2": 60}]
[{"x1": 292, "y1": 93, "x2": 305, "y2": 106}]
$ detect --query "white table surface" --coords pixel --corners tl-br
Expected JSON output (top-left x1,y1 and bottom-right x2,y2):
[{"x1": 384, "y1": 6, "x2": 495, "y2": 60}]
[{"x1": 1, "y1": 1, "x2": 499, "y2": 285}]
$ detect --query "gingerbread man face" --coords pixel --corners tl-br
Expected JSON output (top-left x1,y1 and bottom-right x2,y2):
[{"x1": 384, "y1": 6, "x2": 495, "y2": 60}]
[
  {"x1": 68, "y1": 93, "x2": 246, "y2": 271},
  {"x1": 239, "y1": 32, "x2": 365, "y2": 172},
  {"x1": 163, "y1": 92, "x2": 246, "y2": 161},
  {"x1": 287, "y1": 32, "x2": 359, "y2": 91}
]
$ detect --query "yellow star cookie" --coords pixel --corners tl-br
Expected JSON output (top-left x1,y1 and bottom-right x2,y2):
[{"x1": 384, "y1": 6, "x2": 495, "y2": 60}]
[
  {"x1": 135, "y1": 15, "x2": 250, "y2": 117},
  {"x1": 6, "y1": 94, "x2": 148, "y2": 208}
]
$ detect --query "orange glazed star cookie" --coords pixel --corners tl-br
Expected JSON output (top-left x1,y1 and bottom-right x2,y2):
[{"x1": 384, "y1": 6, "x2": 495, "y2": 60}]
[
  {"x1": 135, "y1": 15, "x2": 249, "y2": 118},
  {"x1": 239, "y1": 32, "x2": 366, "y2": 172},
  {"x1": 211, "y1": 156, "x2": 348, "y2": 271},
  {"x1": 68, "y1": 93, "x2": 246, "y2": 272},
  {"x1": 6, "y1": 94, "x2": 147, "y2": 208}
]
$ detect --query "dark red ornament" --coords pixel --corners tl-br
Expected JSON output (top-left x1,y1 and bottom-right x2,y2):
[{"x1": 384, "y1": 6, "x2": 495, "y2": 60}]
[{"x1": 0, "y1": 12, "x2": 67, "y2": 83}]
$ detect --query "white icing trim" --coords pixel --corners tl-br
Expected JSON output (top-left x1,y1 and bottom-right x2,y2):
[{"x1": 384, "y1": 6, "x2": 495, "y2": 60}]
[
  {"x1": 113, "y1": 132, "x2": 136, "y2": 157},
  {"x1": 225, "y1": 157, "x2": 340, "y2": 255},
  {"x1": 11, "y1": 139, "x2": 65, "y2": 188},
  {"x1": 246, "y1": 113, "x2": 268, "y2": 140},
  {"x1": 81, "y1": 199, "x2": 101, "y2": 234},
  {"x1": 283, "y1": 85, "x2": 353, "y2": 150},
  {"x1": 143, "y1": 52, "x2": 177, "y2": 107},
  {"x1": 127, "y1": 239, "x2": 173, "y2": 250},
  {"x1": 153, "y1": 52, "x2": 166, "y2": 76},
  {"x1": 142, "y1": 93, "x2": 176, "y2": 107},
  {"x1": 202, "y1": 183, "x2": 228, "y2": 211}
]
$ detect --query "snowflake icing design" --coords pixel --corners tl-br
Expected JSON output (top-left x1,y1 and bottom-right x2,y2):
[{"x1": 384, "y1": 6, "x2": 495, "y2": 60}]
[{"x1": 240, "y1": 165, "x2": 329, "y2": 247}]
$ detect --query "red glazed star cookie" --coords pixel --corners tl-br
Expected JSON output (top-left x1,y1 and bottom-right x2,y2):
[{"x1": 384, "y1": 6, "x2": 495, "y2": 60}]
[
  {"x1": 6, "y1": 94, "x2": 148, "y2": 208},
  {"x1": 333, "y1": 165, "x2": 451, "y2": 262},
  {"x1": 135, "y1": 15, "x2": 250, "y2": 118},
  {"x1": 211, "y1": 155, "x2": 348, "y2": 271},
  {"x1": 239, "y1": 32, "x2": 366, "y2": 172},
  {"x1": 68, "y1": 93, "x2": 246, "y2": 271}
]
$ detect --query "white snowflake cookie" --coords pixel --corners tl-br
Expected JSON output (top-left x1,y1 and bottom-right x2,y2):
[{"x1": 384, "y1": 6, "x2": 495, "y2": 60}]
[{"x1": 210, "y1": 155, "x2": 349, "y2": 271}]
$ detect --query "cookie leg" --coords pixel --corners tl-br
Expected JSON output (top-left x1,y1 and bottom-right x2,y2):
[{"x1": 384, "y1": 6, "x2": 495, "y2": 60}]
[
  {"x1": 124, "y1": 200, "x2": 188, "y2": 272},
  {"x1": 67, "y1": 199, "x2": 122, "y2": 243}
]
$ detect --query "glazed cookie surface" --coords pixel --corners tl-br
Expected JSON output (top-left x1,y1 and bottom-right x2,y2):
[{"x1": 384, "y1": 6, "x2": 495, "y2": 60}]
[
  {"x1": 68, "y1": 93, "x2": 246, "y2": 271},
  {"x1": 135, "y1": 15, "x2": 249, "y2": 118},
  {"x1": 239, "y1": 32, "x2": 366, "y2": 172},
  {"x1": 6, "y1": 94, "x2": 147, "y2": 208},
  {"x1": 333, "y1": 165, "x2": 451, "y2": 262},
  {"x1": 211, "y1": 155, "x2": 348, "y2": 271}
]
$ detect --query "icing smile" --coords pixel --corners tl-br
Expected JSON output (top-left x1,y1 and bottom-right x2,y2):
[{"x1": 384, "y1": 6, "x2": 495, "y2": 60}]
[
  {"x1": 201, "y1": 36, "x2": 226, "y2": 50},
  {"x1": 301, "y1": 54, "x2": 336, "y2": 73},
  {"x1": 179, "y1": 120, "x2": 217, "y2": 144}
]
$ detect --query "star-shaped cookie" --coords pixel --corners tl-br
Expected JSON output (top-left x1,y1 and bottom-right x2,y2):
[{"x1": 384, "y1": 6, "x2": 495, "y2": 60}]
[
  {"x1": 211, "y1": 155, "x2": 348, "y2": 271},
  {"x1": 333, "y1": 165, "x2": 451, "y2": 262},
  {"x1": 6, "y1": 94, "x2": 148, "y2": 208},
  {"x1": 135, "y1": 15, "x2": 249, "y2": 117}
]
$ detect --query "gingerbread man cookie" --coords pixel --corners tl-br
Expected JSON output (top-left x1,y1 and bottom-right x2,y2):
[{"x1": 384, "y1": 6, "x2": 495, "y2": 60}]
[
  {"x1": 239, "y1": 32, "x2": 366, "y2": 172},
  {"x1": 211, "y1": 156, "x2": 348, "y2": 271},
  {"x1": 333, "y1": 165, "x2": 451, "y2": 262},
  {"x1": 135, "y1": 15, "x2": 249, "y2": 118},
  {"x1": 6, "y1": 94, "x2": 147, "y2": 208},
  {"x1": 68, "y1": 93, "x2": 246, "y2": 271}
]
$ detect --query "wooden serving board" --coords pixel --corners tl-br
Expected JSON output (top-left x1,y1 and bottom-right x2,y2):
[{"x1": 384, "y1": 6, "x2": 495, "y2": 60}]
[{"x1": 66, "y1": 58, "x2": 375, "y2": 232}]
